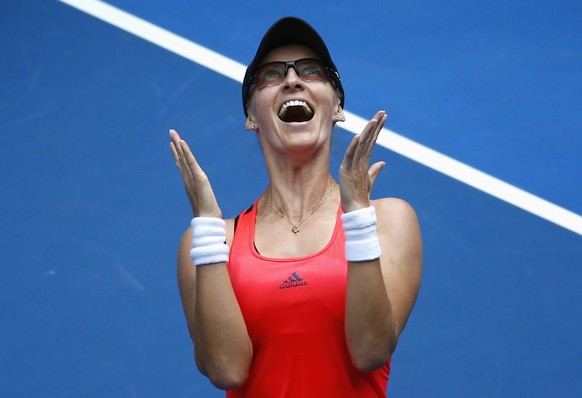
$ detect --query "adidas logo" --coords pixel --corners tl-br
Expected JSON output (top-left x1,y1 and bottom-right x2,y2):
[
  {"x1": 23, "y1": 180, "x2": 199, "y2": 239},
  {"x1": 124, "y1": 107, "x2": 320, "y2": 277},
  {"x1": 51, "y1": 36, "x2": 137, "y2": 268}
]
[{"x1": 279, "y1": 272, "x2": 308, "y2": 289}]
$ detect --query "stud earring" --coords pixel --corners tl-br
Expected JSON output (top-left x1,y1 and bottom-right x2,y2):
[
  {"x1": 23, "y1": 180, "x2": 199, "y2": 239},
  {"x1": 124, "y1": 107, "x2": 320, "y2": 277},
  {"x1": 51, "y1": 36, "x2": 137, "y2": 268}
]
[{"x1": 251, "y1": 124, "x2": 255, "y2": 130}]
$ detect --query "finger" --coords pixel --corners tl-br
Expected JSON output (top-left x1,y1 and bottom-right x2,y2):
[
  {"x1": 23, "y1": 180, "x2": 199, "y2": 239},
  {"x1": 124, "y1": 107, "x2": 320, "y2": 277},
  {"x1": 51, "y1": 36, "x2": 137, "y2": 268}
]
[
  {"x1": 362, "y1": 111, "x2": 386, "y2": 151},
  {"x1": 353, "y1": 111, "x2": 385, "y2": 160},
  {"x1": 169, "y1": 130, "x2": 187, "y2": 174},
  {"x1": 368, "y1": 161, "x2": 386, "y2": 187},
  {"x1": 169, "y1": 142, "x2": 183, "y2": 171},
  {"x1": 351, "y1": 118, "x2": 376, "y2": 161},
  {"x1": 360, "y1": 111, "x2": 384, "y2": 141},
  {"x1": 169, "y1": 129, "x2": 187, "y2": 165},
  {"x1": 179, "y1": 139, "x2": 203, "y2": 175},
  {"x1": 170, "y1": 130, "x2": 201, "y2": 185},
  {"x1": 169, "y1": 129, "x2": 183, "y2": 151},
  {"x1": 341, "y1": 134, "x2": 360, "y2": 170},
  {"x1": 366, "y1": 113, "x2": 386, "y2": 156}
]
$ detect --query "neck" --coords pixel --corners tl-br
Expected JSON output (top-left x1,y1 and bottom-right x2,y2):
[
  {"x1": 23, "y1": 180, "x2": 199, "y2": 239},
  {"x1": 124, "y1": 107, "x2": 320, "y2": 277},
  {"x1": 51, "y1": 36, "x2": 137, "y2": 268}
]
[
  {"x1": 261, "y1": 171, "x2": 335, "y2": 223},
  {"x1": 257, "y1": 124, "x2": 338, "y2": 221}
]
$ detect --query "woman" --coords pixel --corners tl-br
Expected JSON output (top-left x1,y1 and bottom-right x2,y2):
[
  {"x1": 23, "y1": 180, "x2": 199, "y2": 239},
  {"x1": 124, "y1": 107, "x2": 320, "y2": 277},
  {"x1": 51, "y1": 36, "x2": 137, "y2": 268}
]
[{"x1": 170, "y1": 17, "x2": 422, "y2": 397}]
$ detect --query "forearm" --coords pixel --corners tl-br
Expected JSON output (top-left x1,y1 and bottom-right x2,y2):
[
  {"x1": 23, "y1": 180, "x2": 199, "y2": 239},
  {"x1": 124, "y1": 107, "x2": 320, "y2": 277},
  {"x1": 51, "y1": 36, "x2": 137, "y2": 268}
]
[
  {"x1": 345, "y1": 259, "x2": 395, "y2": 371},
  {"x1": 194, "y1": 263, "x2": 253, "y2": 389},
  {"x1": 170, "y1": 131, "x2": 253, "y2": 389},
  {"x1": 341, "y1": 204, "x2": 396, "y2": 371}
]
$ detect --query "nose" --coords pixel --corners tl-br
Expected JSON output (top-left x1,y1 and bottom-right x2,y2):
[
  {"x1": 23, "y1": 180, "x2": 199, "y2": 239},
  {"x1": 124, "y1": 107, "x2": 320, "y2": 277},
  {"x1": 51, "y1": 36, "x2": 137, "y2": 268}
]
[{"x1": 282, "y1": 66, "x2": 304, "y2": 89}]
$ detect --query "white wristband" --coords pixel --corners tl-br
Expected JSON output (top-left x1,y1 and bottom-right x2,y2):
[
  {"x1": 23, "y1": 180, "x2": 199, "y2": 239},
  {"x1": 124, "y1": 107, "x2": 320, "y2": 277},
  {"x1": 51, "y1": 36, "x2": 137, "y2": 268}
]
[
  {"x1": 190, "y1": 217, "x2": 229, "y2": 266},
  {"x1": 341, "y1": 206, "x2": 382, "y2": 262}
]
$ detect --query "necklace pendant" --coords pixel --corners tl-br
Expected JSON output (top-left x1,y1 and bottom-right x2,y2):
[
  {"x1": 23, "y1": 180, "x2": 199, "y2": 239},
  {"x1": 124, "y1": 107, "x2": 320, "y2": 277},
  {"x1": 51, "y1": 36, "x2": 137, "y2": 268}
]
[{"x1": 292, "y1": 225, "x2": 300, "y2": 235}]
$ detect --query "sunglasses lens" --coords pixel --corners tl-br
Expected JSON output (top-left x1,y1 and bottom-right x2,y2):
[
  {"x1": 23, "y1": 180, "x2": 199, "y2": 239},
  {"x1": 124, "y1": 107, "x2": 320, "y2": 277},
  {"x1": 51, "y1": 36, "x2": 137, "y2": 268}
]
[
  {"x1": 295, "y1": 59, "x2": 328, "y2": 82},
  {"x1": 255, "y1": 63, "x2": 286, "y2": 89}
]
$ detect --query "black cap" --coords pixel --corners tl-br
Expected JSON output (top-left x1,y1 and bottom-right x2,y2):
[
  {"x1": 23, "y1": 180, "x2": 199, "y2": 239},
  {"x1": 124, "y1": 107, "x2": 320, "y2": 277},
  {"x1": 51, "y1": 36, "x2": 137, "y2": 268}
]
[{"x1": 242, "y1": 17, "x2": 344, "y2": 116}]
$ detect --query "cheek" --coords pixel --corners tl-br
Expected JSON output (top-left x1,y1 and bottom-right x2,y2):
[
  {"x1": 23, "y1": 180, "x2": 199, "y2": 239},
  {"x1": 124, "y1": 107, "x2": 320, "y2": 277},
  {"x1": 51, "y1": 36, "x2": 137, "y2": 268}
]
[
  {"x1": 247, "y1": 93, "x2": 273, "y2": 123},
  {"x1": 318, "y1": 83, "x2": 341, "y2": 105},
  {"x1": 316, "y1": 89, "x2": 339, "y2": 117}
]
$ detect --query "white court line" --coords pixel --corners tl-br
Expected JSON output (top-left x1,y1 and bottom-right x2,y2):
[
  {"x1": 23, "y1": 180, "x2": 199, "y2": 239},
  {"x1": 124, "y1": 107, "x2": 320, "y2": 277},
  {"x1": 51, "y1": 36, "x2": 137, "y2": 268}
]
[{"x1": 58, "y1": 0, "x2": 582, "y2": 236}]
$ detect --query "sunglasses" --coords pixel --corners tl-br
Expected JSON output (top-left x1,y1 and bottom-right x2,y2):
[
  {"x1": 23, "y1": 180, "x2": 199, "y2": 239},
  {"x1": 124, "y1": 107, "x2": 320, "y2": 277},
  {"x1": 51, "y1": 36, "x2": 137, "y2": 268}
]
[{"x1": 248, "y1": 58, "x2": 339, "y2": 91}]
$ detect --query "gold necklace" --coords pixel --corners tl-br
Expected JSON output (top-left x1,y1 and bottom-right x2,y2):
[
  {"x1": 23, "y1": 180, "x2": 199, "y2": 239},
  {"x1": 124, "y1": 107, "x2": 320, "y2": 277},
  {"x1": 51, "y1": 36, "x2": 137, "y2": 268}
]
[{"x1": 270, "y1": 180, "x2": 336, "y2": 235}]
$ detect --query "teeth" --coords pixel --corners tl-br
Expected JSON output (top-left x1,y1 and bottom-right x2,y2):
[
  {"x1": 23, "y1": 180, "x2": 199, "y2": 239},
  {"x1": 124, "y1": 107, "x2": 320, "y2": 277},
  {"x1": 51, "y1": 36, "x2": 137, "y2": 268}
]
[{"x1": 278, "y1": 100, "x2": 312, "y2": 117}]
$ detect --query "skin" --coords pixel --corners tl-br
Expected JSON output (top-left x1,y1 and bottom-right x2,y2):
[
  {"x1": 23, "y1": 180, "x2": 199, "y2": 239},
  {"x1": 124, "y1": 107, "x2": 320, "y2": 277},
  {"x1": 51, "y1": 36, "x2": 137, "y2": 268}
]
[{"x1": 169, "y1": 45, "x2": 423, "y2": 390}]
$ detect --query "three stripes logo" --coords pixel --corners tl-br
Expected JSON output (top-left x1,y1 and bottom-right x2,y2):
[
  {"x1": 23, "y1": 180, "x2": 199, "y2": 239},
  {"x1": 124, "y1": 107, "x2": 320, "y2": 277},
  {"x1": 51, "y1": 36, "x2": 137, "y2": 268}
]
[{"x1": 280, "y1": 272, "x2": 308, "y2": 289}]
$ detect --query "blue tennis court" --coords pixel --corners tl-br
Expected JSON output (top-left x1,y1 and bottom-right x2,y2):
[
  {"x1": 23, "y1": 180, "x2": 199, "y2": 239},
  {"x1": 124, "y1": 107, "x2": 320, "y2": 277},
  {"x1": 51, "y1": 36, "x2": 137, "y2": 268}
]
[{"x1": 1, "y1": 0, "x2": 581, "y2": 396}]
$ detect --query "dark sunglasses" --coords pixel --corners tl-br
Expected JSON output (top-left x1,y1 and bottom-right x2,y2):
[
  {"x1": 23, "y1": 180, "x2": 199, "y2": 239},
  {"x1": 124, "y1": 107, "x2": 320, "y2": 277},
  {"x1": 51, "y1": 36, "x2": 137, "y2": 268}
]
[{"x1": 247, "y1": 58, "x2": 339, "y2": 91}]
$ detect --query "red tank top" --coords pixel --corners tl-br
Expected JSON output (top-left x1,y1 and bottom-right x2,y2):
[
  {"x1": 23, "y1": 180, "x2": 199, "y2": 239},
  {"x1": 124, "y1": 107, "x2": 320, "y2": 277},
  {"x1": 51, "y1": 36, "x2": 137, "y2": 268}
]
[{"x1": 226, "y1": 202, "x2": 390, "y2": 398}]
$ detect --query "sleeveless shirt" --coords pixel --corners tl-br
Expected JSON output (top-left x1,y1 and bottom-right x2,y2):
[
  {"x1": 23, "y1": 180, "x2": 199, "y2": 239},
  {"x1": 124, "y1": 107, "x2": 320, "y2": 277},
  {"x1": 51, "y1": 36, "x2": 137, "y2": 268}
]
[{"x1": 226, "y1": 202, "x2": 390, "y2": 398}]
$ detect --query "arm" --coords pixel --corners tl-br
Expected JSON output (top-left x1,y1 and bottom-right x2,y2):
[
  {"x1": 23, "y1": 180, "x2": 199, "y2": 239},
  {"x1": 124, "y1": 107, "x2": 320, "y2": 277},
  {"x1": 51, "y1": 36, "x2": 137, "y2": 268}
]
[
  {"x1": 170, "y1": 130, "x2": 252, "y2": 389},
  {"x1": 344, "y1": 198, "x2": 422, "y2": 371},
  {"x1": 339, "y1": 112, "x2": 422, "y2": 371}
]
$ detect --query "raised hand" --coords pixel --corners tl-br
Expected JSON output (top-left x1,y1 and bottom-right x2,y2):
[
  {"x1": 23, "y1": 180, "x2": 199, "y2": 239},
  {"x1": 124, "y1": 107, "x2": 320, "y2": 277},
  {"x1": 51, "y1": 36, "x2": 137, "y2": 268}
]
[
  {"x1": 169, "y1": 129, "x2": 222, "y2": 218},
  {"x1": 339, "y1": 111, "x2": 387, "y2": 213}
]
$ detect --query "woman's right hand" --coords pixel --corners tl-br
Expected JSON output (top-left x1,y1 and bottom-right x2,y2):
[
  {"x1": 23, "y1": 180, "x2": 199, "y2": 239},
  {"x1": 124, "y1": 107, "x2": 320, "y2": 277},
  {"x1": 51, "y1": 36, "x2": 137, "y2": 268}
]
[{"x1": 169, "y1": 129, "x2": 222, "y2": 218}]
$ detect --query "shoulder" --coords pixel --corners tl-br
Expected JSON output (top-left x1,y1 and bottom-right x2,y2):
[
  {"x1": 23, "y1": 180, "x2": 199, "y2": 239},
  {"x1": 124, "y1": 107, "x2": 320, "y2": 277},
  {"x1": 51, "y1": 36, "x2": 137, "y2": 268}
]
[
  {"x1": 371, "y1": 197, "x2": 420, "y2": 231},
  {"x1": 371, "y1": 197, "x2": 422, "y2": 261}
]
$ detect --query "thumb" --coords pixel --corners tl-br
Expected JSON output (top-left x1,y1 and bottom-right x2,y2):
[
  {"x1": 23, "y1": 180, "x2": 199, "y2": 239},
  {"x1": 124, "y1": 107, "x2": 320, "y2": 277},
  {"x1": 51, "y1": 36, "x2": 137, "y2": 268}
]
[{"x1": 368, "y1": 161, "x2": 386, "y2": 187}]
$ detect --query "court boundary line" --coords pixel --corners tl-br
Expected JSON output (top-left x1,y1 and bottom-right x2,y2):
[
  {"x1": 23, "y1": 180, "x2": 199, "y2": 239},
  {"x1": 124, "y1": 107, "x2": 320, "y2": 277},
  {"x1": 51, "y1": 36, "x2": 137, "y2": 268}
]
[{"x1": 58, "y1": 0, "x2": 582, "y2": 236}]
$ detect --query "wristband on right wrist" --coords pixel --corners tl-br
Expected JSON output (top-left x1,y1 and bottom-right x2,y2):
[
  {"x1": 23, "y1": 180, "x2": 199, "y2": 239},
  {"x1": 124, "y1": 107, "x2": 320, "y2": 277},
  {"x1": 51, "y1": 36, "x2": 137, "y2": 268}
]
[{"x1": 341, "y1": 206, "x2": 382, "y2": 262}]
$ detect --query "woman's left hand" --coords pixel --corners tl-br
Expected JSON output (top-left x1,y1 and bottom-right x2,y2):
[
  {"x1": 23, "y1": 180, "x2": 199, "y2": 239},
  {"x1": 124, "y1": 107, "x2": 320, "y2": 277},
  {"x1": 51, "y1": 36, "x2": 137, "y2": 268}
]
[{"x1": 339, "y1": 110, "x2": 387, "y2": 213}]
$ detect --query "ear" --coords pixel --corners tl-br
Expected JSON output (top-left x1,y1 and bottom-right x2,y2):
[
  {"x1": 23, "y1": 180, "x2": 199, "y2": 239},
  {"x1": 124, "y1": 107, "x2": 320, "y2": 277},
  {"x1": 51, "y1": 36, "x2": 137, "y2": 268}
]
[
  {"x1": 244, "y1": 116, "x2": 257, "y2": 131},
  {"x1": 333, "y1": 104, "x2": 345, "y2": 123}
]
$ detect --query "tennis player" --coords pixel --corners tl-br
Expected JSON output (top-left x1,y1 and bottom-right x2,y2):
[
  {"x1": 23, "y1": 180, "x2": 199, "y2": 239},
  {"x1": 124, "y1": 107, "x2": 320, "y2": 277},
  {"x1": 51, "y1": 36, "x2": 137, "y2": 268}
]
[{"x1": 170, "y1": 17, "x2": 422, "y2": 397}]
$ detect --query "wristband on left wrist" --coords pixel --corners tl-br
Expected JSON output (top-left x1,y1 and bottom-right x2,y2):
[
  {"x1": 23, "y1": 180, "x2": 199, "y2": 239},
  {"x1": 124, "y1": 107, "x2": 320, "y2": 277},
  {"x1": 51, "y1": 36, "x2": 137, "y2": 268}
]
[{"x1": 341, "y1": 206, "x2": 381, "y2": 262}]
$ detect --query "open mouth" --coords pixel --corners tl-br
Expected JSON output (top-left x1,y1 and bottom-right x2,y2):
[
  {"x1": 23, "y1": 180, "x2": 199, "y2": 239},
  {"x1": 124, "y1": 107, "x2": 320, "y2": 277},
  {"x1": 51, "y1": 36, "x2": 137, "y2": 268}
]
[{"x1": 278, "y1": 100, "x2": 314, "y2": 123}]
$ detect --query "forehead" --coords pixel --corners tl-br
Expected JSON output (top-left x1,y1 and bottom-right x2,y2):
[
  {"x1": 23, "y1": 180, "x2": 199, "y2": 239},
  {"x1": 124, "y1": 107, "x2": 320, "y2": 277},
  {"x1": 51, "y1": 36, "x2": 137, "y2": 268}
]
[{"x1": 260, "y1": 45, "x2": 320, "y2": 64}]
